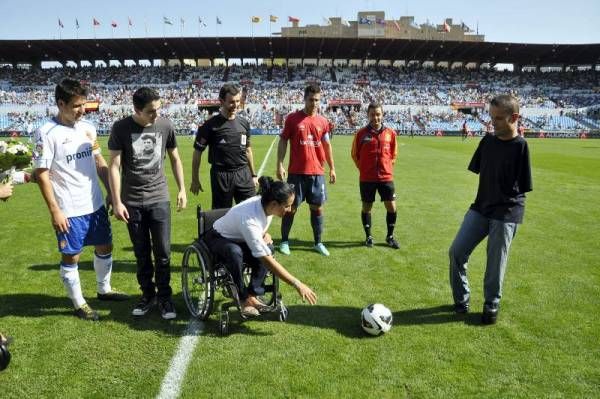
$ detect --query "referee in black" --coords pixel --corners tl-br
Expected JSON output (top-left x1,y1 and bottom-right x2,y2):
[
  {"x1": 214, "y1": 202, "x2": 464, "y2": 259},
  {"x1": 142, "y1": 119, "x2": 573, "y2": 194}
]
[{"x1": 190, "y1": 84, "x2": 258, "y2": 209}]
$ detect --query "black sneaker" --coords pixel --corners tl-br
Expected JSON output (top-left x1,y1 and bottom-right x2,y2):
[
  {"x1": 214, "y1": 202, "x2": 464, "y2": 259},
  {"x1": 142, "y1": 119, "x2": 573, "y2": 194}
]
[
  {"x1": 386, "y1": 236, "x2": 400, "y2": 249},
  {"x1": 481, "y1": 303, "x2": 499, "y2": 325},
  {"x1": 158, "y1": 299, "x2": 177, "y2": 320},
  {"x1": 132, "y1": 296, "x2": 156, "y2": 317},
  {"x1": 75, "y1": 303, "x2": 99, "y2": 321},
  {"x1": 365, "y1": 236, "x2": 374, "y2": 248}
]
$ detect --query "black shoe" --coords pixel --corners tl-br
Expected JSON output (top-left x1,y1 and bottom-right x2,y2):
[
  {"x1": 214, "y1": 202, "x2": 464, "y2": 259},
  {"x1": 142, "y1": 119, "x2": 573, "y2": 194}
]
[
  {"x1": 365, "y1": 236, "x2": 374, "y2": 248},
  {"x1": 386, "y1": 236, "x2": 400, "y2": 249},
  {"x1": 158, "y1": 299, "x2": 177, "y2": 320},
  {"x1": 453, "y1": 302, "x2": 469, "y2": 314},
  {"x1": 481, "y1": 303, "x2": 499, "y2": 325},
  {"x1": 97, "y1": 290, "x2": 130, "y2": 301},
  {"x1": 132, "y1": 296, "x2": 156, "y2": 317}
]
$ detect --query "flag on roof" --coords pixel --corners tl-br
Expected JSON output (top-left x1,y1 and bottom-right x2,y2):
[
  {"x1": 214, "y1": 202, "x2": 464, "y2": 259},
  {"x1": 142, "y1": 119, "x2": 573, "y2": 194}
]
[
  {"x1": 216, "y1": 16, "x2": 222, "y2": 25},
  {"x1": 93, "y1": 18, "x2": 100, "y2": 26},
  {"x1": 111, "y1": 20, "x2": 117, "y2": 28},
  {"x1": 128, "y1": 17, "x2": 133, "y2": 26},
  {"x1": 288, "y1": 16, "x2": 299, "y2": 23},
  {"x1": 58, "y1": 18, "x2": 64, "y2": 28},
  {"x1": 251, "y1": 16, "x2": 261, "y2": 23},
  {"x1": 75, "y1": 19, "x2": 80, "y2": 29},
  {"x1": 163, "y1": 16, "x2": 173, "y2": 25},
  {"x1": 270, "y1": 15, "x2": 278, "y2": 23}
]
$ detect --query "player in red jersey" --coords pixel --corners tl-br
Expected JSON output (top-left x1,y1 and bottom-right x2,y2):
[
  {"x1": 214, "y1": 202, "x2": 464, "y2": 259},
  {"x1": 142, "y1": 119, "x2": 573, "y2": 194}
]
[
  {"x1": 276, "y1": 84, "x2": 336, "y2": 256},
  {"x1": 351, "y1": 103, "x2": 400, "y2": 249}
]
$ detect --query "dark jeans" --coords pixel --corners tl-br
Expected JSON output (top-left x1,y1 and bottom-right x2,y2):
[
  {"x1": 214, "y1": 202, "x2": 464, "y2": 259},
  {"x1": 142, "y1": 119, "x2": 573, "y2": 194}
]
[
  {"x1": 204, "y1": 229, "x2": 267, "y2": 301},
  {"x1": 125, "y1": 201, "x2": 172, "y2": 300}
]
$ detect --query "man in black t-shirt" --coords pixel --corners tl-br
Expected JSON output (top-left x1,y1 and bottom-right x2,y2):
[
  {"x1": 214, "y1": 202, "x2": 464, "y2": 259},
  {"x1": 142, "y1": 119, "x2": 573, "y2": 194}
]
[
  {"x1": 190, "y1": 84, "x2": 258, "y2": 209},
  {"x1": 108, "y1": 87, "x2": 187, "y2": 320},
  {"x1": 449, "y1": 94, "x2": 532, "y2": 325}
]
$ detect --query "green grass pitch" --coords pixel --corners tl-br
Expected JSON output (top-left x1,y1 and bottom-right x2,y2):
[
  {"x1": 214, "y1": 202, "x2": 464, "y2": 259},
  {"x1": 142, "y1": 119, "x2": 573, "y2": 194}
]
[{"x1": 0, "y1": 135, "x2": 598, "y2": 398}]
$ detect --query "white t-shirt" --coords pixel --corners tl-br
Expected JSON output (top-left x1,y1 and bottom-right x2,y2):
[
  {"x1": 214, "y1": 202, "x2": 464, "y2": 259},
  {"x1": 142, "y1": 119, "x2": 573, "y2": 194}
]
[
  {"x1": 33, "y1": 118, "x2": 104, "y2": 218},
  {"x1": 213, "y1": 196, "x2": 273, "y2": 258}
]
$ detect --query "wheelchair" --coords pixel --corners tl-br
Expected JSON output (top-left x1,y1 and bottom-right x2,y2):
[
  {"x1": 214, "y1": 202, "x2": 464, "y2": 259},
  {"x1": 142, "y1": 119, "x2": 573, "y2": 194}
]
[{"x1": 181, "y1": 205, "x2": 288, "y2": 335}]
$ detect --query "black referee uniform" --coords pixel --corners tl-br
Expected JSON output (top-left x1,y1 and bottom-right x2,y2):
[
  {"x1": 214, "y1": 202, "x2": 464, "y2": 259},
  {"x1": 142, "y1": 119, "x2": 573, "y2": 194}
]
[{"x1": 193, "y1": 114, "x2": 256, "y2": 209}]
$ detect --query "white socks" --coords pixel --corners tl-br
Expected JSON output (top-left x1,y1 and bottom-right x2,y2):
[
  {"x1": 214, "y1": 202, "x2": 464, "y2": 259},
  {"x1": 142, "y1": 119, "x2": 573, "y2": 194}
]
[
  {"x1": 94, "y1": 252, "x2": 113, "y2": 295},
  {"x1": 60, "y1": 263, "x2": 85, "y2": 309}
]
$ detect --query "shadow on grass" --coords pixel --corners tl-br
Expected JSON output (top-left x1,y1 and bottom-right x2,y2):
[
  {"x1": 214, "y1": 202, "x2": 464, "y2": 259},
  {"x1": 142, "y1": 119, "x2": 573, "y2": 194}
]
[
  {"x1": 0, "y1": 293, "x2": 192, "y2": 336},
  {"x1": 393, "y1": 305, "x2": 483, "y2": 326},
  {"x1": 283, "y1": 304, "x2": 485, "y2": 336},
  {"x1": 28, "y1": 260, "x2": 183, "y2": 273},
  {"x1": 274, "y1": 239, "x2": 366, "y2": 253},
  {"x1": 283, "y1": 305, "x2": 369, "y2": 338},
  {"x1": 0, "y1": 293, "x2": 276, "y2": 337}
]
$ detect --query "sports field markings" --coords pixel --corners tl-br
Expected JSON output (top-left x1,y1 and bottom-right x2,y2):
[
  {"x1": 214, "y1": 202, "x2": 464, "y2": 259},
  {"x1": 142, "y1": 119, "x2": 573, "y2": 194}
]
[
  {"x1": 256, "y1": 135, "x2": 279, "y2": 177},
  {"x1": 156, "y1": 135, "x2": 278, "y2": 399},
  {"x1": 156, "y1": 319, "x2": 204, "y2": 399}
]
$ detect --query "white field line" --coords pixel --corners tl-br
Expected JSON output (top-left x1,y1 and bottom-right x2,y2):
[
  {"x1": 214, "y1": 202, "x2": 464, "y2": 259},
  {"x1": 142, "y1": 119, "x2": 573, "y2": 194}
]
[
  {"x1": 156, "y1": 319, "x2": 204, "y2": 399},
  {"x1": 256, "y1": 135, "x2": 278, "y2": 177},
  {"x1": 156, "y1": 135, "x2": 278, "y2": 399}
]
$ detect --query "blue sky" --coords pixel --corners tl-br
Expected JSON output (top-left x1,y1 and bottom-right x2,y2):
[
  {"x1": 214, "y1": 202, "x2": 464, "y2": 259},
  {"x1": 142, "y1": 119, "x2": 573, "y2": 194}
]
[{"x1": 0, "y1": 0, "x2": 598, "y2": 44}]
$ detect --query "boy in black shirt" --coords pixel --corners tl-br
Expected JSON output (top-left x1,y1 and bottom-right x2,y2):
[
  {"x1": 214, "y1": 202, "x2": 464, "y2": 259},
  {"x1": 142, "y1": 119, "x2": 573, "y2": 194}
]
[
  {"x1": 190, "y1": 84, "x2": 258, "y2": 209},
  {"x1": 449, "y1": 94, "x2": 532, "y2": 325}
]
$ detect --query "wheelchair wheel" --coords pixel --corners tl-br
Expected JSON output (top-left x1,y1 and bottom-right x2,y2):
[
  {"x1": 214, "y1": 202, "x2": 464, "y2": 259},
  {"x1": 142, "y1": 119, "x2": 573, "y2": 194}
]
[
  {"x1": 181, "y1": 242, "x2": 214, "y2": 320},
  {"x1": 219, "y1": 311, "x2": 230, "y2": 335}
]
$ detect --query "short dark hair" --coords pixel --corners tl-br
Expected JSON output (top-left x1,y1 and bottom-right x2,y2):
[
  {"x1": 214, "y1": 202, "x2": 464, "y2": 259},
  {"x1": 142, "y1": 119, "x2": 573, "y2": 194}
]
[
  {"x1": 55, "y1": 78, "x2": 88, "y2": 104},
  {"x1": 490, "y1": 94, "x2": 519, "y2": 116},
  {"x1": 141, "y1": 134, "x2": 156, "y2": 144},
  {"x1": 367, "y1": 102, "x2": 383, "y2": 114},
  {"x1": 304, "y1": 84, "x2": 321, "y2": 99},
  {"x1": 258, "y1": 176, "x2": 295, "y2": 207},
  {"x1": 133, "y1": 87, "x2": 160, "y2": 111},
  {"x1": 219, "y1": 84, "x2": 240, "y2": 100}
]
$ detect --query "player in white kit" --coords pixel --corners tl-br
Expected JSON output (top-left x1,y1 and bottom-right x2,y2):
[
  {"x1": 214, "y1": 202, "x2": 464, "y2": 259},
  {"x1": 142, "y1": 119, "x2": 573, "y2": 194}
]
[{"x1": 33, "y1": 78, "x2": 128, "y2": 321}]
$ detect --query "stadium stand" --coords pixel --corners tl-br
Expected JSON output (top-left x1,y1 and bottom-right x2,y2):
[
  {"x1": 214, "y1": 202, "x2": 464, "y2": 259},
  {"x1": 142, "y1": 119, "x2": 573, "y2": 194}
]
[{"x1": 0, "y1": 64, "x2": 598, "y2": 136}]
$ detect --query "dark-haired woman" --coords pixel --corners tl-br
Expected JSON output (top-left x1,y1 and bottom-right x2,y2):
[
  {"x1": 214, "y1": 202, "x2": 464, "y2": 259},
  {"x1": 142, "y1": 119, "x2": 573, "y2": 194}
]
[{"x1": 204, "y1": 176, "x2": 317, "y2": 317}]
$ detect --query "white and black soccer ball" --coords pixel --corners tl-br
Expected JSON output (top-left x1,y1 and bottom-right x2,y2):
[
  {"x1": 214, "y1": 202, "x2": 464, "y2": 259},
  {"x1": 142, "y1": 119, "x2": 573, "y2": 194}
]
[{"x1": 361, "y1": 303, "x2": 393, "y2": 336}]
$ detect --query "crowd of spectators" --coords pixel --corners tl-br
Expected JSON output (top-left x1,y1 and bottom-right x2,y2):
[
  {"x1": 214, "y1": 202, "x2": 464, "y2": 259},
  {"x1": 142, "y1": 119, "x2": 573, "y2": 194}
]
[{"x1": 1, "y1": 64, "x2": 598, "y2": 134}]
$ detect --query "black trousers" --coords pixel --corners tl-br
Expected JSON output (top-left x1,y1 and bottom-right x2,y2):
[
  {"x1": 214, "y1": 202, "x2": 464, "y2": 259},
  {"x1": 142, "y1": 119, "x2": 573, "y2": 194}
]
[
  {"x1": 204, "y1": 229, "x2": 268, "y2": 301},
  {"x1": 125, "y1": 201, "x2": 172, "y2": 300}
]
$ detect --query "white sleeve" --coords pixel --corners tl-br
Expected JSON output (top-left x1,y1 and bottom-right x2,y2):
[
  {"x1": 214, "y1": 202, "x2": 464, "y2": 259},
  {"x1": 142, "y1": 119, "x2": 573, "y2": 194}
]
[
  {"x1": 32, "y1": 127, "x2": 53, "y2": 169},
  {"x1": 240, "y1": 216, "x2": 271, "y2": 258}
]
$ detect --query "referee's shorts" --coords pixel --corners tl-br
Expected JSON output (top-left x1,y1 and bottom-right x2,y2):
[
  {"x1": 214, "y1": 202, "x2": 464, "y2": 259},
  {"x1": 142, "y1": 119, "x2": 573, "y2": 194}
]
[
  {"x1": 359, "y1": 181, "x2": 396, "y2": 203},
  {"x1": 210, "y1": 166, "x2": 256, "y2": 209}
]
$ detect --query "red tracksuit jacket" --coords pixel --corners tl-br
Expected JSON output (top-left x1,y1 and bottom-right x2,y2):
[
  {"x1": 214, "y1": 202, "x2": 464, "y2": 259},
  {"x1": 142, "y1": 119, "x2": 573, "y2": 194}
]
[{"x1": 351, "y1": 125, "x2": 397, "y2": 182}]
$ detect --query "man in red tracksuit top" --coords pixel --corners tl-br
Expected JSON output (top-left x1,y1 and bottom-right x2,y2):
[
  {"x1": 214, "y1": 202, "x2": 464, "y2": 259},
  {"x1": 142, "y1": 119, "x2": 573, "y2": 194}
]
[{"x1": 351, "y1": 102, "x2": 400, "y2": 249}]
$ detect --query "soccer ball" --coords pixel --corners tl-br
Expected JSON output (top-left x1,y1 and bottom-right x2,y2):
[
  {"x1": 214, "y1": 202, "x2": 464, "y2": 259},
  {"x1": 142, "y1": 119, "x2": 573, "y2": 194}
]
[{"x1": 361, "y1": 303, "x2": 393, "y2": 336}]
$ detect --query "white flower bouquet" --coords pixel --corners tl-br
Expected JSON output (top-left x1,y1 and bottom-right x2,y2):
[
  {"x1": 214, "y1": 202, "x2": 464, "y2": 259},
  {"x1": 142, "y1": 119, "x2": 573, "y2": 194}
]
[{"x1": 0, "y1": 139, "x2": 33, "y2": 183}]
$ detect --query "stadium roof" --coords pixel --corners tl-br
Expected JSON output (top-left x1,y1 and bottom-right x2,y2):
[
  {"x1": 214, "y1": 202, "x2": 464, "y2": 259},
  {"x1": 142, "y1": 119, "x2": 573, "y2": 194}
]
[{"x1": 1, "y1": 37, "x2": 599, "y2": 66}]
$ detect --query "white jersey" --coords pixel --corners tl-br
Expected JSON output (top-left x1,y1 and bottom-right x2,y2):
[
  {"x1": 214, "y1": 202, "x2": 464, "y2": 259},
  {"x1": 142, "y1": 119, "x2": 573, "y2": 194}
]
[
  {"x1": 213, "y1": 196, "x2": 273, "y2": 258},
  {"x1": 33, "y1": 118, "x2": 104, "y2": 218}
]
